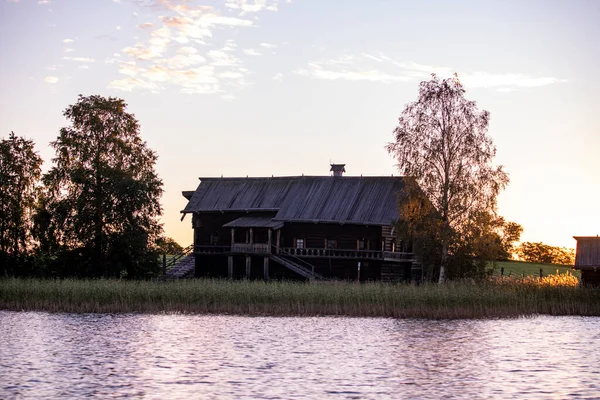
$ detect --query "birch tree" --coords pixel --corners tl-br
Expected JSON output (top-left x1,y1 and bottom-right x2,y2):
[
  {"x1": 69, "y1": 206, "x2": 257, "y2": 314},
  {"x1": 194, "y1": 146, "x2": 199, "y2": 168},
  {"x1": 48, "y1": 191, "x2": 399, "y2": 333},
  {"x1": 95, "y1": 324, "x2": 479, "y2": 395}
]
[{"x1": 387, "y1": 75, "x2": 509, "y2": 282}]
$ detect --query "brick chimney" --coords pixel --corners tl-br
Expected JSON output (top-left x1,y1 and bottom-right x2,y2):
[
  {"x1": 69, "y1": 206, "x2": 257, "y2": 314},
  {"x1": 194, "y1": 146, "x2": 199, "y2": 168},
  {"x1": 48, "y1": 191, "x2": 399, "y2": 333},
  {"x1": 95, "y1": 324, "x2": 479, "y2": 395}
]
[{"x1": 330, "y1": 163, "x2": 346, "y2": 177}]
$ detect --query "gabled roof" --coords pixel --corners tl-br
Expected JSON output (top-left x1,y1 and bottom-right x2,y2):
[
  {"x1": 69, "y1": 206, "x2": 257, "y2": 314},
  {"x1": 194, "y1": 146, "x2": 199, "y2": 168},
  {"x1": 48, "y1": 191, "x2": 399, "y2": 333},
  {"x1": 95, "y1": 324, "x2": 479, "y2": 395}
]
[
  {"x1": 182, "y1": 176, "x2": 406, "y2": 226},
  {"x1": 574, "y1": 236, "x2": 600, "y2": 269}
]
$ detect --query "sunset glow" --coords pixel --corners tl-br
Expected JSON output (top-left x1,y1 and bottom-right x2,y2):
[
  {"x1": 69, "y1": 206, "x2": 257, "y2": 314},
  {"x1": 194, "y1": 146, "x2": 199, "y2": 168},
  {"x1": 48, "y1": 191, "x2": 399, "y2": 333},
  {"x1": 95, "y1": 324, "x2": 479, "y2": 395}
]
[{"x1": 1, "y1": 0, "x2": 598, "y2": 249}]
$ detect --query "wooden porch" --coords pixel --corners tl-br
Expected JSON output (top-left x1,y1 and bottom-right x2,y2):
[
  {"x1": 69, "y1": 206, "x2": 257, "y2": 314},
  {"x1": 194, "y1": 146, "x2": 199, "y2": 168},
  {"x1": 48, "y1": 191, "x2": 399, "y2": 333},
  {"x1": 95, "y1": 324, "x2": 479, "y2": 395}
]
[{"x1": 194, "y1": 243, "x2": 413, "y2": 262}]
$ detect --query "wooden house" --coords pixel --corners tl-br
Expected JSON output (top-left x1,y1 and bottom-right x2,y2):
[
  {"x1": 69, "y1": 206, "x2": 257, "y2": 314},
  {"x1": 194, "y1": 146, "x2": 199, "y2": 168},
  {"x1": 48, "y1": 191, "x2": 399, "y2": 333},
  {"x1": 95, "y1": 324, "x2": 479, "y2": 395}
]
[
  {"x1": 573, "y1": 236, "x2": 600, "y2": 285},
  {"x1": 181, "y1": 165, "x2": 418, "y2": 281}
]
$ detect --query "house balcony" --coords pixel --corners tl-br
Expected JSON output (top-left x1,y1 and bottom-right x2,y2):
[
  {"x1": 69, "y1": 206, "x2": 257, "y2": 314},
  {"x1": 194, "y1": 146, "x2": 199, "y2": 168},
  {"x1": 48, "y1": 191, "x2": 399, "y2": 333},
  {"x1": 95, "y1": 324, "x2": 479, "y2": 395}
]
[
  {"x1": 195, "y1": 245, "x2": 230, "y2": 254},
  {"x1": 231, "y1": 243, "x2": 270, "y2": 254},
  {"x1": 280, "y1": 247, "x2": 413, "y2": 262},
  {"x1": 194, "y1": 244, "x2": 413, "y2": 262},
  {"x1": 194, "y1": 244, "x2": 270, "y2": 254}
]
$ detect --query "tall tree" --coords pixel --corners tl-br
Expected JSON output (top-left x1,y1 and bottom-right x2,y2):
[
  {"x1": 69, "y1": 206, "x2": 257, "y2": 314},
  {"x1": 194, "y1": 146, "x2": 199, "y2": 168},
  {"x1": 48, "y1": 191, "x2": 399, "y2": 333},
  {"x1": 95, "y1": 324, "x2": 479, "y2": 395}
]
[
  {"x1": 41, "y1": 95, "x2": 163, "y2": 278},
  {"x1": 387, "y1": 75, "x2": 509, "y2": 282},
  {"x1": 0, "y1": 132, "x2": 42, "y2": 268}
]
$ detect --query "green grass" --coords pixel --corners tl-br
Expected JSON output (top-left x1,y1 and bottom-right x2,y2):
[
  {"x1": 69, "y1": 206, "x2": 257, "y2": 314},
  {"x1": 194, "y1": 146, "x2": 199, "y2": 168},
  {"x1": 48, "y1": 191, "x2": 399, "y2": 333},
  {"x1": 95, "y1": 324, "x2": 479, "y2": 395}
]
[
  {"x1": 491, "y1": 260, "x2": 579, "y2": 279},
  {"x1": 1, "y1": 278, "x2": 598, "y2": 319}
]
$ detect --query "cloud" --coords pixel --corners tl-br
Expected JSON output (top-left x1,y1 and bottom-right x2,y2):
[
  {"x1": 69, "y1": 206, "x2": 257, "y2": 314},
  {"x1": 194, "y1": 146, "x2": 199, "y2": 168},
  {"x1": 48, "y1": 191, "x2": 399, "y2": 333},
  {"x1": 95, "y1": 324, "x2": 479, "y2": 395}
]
[
  {"x1": 44, "y1": 76, "x2": 58, "y2": 84},
  {"x1": 64, "y1": 48, "x2": 75, "y2": 53},
  {"x1": 207, "y1": 49, "x2": 241, "y2": 67},
  {"x1": 63, "y1": 56, "x2": 96, "y2": 63},
  {"x1": 496, "y1": 88, "x2": 517, "y2": 93},
  {"x1": 243, "y1": 48, "x2": 261, "y2": 56},
  {"x1": 295, "y1": 61, "x2": 411, "y2": 83},
  {"x1": 38, "y1": 0, "x2": 51, "y2": 4},
  {"x1": 63, "y1": 38, "x2": 74, "y2": 43},
  {"x1": 295, "y1": 54, "x2": 567, "y2": 91},
  {"x1": 260, "y1": 42, "x2": 276, "y2": 48},
  {"x1": 219, "y1": 70, "x2": 244, "y2": 79},
  {"x1": 272, "y1": 73, "x2": 283, "y2": 82},
  {"x1": 459, "y1": 71, "x2": 566, "y2": 89},
  {"x1": 6, "y1": 0, "x2": 20, "y2": 3},
  {"x1": 225, "y1": 0, "x2": 279, "y2": 14},
  {"x1": 109, "y1": 42, "x2": 244, "y2": 94},
  {"x1": 110, "y1": 0, "x2": 290, "y2": 95},
  {"x1": 109, "y1": 65, "x2": 222, "y2": 94}
]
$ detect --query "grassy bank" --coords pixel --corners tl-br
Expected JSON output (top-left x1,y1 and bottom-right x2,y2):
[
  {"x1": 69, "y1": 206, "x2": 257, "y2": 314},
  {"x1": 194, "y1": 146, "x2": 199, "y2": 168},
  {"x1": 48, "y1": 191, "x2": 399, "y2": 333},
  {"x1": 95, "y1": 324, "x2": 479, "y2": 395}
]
[
  {"x1": 1, "y1": 278, "x2": 599, "y2": 319},
  {"x1": 492, "y1": 260, "x2": 579, "y2": 279}
]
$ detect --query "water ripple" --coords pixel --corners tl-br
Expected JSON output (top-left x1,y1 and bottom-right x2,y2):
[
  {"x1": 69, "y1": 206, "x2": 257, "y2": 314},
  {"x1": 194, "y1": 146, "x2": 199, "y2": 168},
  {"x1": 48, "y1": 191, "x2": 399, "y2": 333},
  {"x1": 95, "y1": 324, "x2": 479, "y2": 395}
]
[{"x1": 1, "y1": 312, "x2": 599, "y2": 399}]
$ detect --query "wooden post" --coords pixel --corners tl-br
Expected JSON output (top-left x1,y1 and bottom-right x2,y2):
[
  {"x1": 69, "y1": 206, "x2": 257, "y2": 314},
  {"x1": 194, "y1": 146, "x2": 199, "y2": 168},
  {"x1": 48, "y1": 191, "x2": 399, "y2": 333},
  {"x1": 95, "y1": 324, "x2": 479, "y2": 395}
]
[
  {"x1": 162, "y1": 254, "x2": 167, "y2": 275},
  {"x1": 501, "y1": 267, "x2": 504, "y2": 277},
  {"x1": 263, "y1": 257, "x2": 269, "y2": 280},
  {"x1": 249, "y1": 228, "x2": 254, "y2": 244},
  {"x1": 231, "y1": 228, "x2": 235, "y2": 246},
  {"x1": 245, "y1": 256, "x2": 251, "y2": 278},
  {"x1": 357, "y1": 261, "x2": 361, "y2": 282},
  {"x1": 228, "y1": 256, "x2": 233, "y2": 278},
  {"x1": 540, "y1": 268, "x2": 543, "y2": 278},
  {"x1": 268, "y1": 229, "x2": 272, "y2": 252},
  {"x1": 276, "y1": 229, "x2": 281, "y2": 254}
]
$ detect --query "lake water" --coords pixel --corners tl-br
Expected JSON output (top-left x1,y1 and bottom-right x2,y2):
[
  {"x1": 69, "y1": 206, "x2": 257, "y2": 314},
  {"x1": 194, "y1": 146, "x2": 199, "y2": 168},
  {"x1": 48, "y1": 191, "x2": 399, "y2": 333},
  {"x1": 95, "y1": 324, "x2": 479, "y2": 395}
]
[{"x1": 1, "y1": 312, "x2": 599, "y2": 399}]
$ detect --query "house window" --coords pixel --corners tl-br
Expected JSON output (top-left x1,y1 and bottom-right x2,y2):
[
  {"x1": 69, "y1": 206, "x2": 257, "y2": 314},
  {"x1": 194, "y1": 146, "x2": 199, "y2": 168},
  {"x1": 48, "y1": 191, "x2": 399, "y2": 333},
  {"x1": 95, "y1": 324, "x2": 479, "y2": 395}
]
[
  {"x1": 210, "y1": 232, "x2": 220, "y2": 245},
  {"x1": 357, "y1": 239, "x2": 366, "y2": 250},
  {"x1": 325, "y1": 239, "x2": 337, "y2": 249},
  {"x1": 295, "y1": 238, "x2": 305, "y2": 249}
]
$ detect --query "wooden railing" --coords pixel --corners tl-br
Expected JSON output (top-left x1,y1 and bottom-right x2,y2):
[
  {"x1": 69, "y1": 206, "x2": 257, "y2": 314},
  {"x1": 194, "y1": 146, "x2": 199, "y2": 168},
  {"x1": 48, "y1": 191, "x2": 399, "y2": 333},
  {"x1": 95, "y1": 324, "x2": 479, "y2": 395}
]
[
  {"x1": 194, "y1": 245, "x2": 230, "y2": 254},
  {"x1": 280, "y1": 247, "x2": 411, "y2": 260},
  {"x1": 231, "y1": 243, "x2": 270, "y2": 254},
  {"x1": 382, "y1": 251, "x2": 413, "y2": 261},
  {"x1": 194, "y1": 244, "x2": 412, "y2": 261},
  {"x1": 165, "y1": 244, "x2": 194, "y2": 268}
]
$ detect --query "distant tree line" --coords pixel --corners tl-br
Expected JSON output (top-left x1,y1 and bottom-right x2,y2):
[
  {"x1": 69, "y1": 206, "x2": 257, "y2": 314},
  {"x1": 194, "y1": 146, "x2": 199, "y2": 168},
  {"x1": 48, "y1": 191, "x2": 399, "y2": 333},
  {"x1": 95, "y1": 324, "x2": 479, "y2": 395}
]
[
  {"x1": 516, "y1": 242, "x2": 575, "y2": 266},
  {"x1": 1, "y1": 95, "x2": 181, "y2": 279}
]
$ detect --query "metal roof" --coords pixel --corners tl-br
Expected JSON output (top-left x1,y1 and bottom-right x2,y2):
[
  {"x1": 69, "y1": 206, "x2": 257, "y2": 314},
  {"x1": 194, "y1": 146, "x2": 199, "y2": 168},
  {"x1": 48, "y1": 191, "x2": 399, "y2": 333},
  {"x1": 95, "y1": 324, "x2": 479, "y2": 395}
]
[
  {"x1": 223, "y1": 216, "x2": 284, "y2": 229},
  {"x1": 182, "y1": 176, "x2": 406, "y2": 226}
]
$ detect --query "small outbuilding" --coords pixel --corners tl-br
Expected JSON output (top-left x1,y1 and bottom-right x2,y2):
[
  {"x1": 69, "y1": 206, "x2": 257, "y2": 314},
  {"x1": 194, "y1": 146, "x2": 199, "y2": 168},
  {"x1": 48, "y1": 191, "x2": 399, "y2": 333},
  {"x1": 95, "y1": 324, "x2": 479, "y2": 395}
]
[{"x1": 573, "y1": 236, "x2": 600, "y2": 285}]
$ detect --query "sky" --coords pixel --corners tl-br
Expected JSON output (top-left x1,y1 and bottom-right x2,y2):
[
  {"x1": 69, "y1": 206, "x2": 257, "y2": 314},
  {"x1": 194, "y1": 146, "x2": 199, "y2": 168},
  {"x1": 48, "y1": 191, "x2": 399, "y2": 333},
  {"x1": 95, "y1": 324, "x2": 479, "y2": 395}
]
[{"x1": 1, "y1": 0, "x2": 598, "y2": 249}]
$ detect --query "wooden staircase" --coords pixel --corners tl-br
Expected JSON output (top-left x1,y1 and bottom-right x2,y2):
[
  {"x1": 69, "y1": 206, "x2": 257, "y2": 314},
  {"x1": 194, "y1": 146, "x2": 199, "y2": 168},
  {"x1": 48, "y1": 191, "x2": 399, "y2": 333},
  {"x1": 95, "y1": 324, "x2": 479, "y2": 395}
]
[
  {"x1": 164, "y1": 254, "x2": 195, "y2": 279},
  {"x1": 163, "y1": 245, "x2": 195, "y2": 279},
  {"x1": 270, "y1": 254, "x2": 324, "y2": 281}
]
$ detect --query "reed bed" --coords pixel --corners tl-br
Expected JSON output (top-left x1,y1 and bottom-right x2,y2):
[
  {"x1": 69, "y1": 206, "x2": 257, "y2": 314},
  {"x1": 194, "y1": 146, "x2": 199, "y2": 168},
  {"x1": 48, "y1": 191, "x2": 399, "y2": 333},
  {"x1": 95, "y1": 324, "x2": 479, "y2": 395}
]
[{"x1": 2, "y1": 277, "x2": 599, "y2": 319}]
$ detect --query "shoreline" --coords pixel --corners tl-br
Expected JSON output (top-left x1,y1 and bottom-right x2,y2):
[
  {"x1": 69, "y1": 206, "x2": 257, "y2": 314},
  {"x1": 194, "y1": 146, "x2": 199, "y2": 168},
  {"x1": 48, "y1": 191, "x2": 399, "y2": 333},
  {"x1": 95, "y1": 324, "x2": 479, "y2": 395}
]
[{"x1": 1, "y1": 278, "x2": 598, "y2": 319}]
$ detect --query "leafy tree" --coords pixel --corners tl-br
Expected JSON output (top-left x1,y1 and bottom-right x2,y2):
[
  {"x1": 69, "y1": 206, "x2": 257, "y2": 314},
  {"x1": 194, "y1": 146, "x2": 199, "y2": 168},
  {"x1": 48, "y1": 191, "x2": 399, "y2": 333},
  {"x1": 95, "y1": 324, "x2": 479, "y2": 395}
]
[
  {"x1": 0, "y1": 132, "x2": 42, "y2": 275},
  {"x1": 516, "y1": 242, "x2": 575, "y2": 265},
  {"x1": 498, "y1": 220, "x2": 523, "y2": 260},
  {"x1": 387, "y1": 75, "x2": 509, "y2": 282},
  {"x1": 156, "y1": 237, "x2": 184, "y2": 255},
  {"x1": 39, "y1": 95, "x2": 163, "y2": 278},
  {"x1": 395, "y1": 178, "x2": 443, "y2": 280}
]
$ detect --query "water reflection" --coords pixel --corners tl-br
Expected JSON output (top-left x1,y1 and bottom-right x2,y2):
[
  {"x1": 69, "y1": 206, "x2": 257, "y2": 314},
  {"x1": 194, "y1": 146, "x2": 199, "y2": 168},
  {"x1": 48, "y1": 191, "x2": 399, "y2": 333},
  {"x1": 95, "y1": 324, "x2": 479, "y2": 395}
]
[{"x1": 1, "y1": 312, "x2": 599, "y2": 399}]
